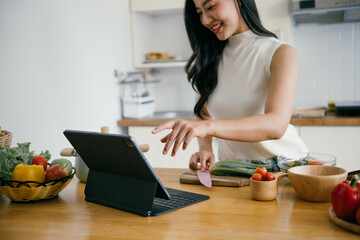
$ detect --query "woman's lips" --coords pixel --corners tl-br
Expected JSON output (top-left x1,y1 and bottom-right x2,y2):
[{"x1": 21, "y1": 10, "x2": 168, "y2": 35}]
[{"x1": 210, "y1": 23, "x2": 222, "y2": 34}]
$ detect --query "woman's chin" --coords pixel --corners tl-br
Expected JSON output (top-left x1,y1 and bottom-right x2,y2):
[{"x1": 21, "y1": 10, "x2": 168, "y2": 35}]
[{"x1": 216, "y1": 34, "x2": 229, "y2": 41}]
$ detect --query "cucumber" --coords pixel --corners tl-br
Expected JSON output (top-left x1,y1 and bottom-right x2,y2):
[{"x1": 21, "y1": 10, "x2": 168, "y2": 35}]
[{"x1": 210, "y1": 159, "x2": 275, "y2": 177}]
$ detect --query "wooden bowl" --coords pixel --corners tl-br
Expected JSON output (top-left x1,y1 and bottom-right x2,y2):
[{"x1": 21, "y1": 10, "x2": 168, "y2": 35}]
[
  {"x1": 288, "y1": 165, "x2": 347, "y2": 202},
  {"x1": 250, "y1": 173, "x2": 287, "y2": 201}
]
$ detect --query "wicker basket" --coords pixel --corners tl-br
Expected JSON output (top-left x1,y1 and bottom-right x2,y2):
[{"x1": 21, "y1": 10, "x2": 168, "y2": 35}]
[
  {"x1": 0, "y1": 168, "x2": 76, "y2": 202},
  {"x1": 0, "y1": 130, "x2": 12, "y2": 148}
]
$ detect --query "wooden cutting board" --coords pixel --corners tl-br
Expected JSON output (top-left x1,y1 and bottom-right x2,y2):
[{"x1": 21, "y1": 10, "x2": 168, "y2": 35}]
[
  {"x1": 329, "y1": 207, "x2": 360, "y2": 234},
  {"x1": 179, "y1": 171, "x2": 250, "y2": 187}
]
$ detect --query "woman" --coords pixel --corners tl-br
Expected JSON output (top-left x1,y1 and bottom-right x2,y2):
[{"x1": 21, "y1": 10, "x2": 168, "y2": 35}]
[{"x1": 152, "y1": 0, "x2": 308, "y2": 171}]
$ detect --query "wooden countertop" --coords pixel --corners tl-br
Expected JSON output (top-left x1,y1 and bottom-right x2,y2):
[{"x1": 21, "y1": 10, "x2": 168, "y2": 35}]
[
  {"x1": 1, "y1": 168, "x2": 358, "y2": 239},
  {"x1": 118, "y1": 112, "x2": 360, "y2": 127}
]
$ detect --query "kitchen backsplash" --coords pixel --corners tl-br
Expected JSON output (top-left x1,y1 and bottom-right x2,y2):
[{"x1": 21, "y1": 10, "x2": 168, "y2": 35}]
[
  {"x1": 148, "y1": 67, "x2": 196, "y2": 112},
  {"x1": 292, "y1": 22, "x2": 360, "y2": 107}
]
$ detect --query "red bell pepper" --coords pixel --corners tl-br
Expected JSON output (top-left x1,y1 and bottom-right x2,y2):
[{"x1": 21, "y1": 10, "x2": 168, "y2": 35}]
[{"x1": 331, "y1": 175, "x2": 360, "y2": 222}]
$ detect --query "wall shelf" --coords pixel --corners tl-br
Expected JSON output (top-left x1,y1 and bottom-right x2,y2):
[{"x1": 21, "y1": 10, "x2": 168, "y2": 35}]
[
  {"x1": 134, "y1": 61, "x2": 187, "y2": 69},
  {"x1": 130, "y1": 0, "x2": 191, "y2": 69}
]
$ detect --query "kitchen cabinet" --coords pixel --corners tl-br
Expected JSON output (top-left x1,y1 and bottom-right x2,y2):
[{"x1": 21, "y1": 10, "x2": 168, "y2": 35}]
[
  {"x1": 130, "y1": 0, "x2": 184, "y2": 12},
  {"x1": 129, "y1": 126, "x2": 219, "y2": 168},
  {"x1": 298, "y1": 126, "x2": 360, "y2": 172},
  {"x1": 130, "y1": 0, "x2": 191, "y2": 69}
]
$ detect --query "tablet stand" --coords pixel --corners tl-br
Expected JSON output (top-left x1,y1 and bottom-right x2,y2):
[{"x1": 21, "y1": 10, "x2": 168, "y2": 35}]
[{"x1": 84, "y1": 169, "x2": 159, "y2": 216}]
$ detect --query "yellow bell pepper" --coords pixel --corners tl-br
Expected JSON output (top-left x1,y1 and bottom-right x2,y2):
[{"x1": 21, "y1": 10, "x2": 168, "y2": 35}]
[{"x1": 11, "y1": 164, "x2": 45, "y2": 187}]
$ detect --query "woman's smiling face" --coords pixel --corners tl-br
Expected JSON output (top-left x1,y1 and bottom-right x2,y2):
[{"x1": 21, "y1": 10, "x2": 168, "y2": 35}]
[{"x1": 193, "y1": 0, "x2": 244, "y2": 40}]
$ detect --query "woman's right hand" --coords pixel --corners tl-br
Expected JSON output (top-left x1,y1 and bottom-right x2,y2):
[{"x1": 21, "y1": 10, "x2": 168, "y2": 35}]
[{"x1": 189, "y1": 150, "x2": 215, "y2": 172}]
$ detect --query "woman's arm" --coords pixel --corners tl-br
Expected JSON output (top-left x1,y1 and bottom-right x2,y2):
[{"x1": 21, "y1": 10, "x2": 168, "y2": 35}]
[
  {"x1": 189, "y1": 104, "x2": 215, "y2": 171},
  {"x1": 152, "y1": 44, "x2": 298, "y2": 155}
]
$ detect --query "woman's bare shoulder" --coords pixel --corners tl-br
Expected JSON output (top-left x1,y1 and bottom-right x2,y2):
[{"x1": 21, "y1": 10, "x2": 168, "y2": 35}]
[
  {"x1": 274, "y1": 44, "x2": 298, "y2": 59},
  {"x1": 271, "y1": 43, "x2": 298, "y2": 69}
]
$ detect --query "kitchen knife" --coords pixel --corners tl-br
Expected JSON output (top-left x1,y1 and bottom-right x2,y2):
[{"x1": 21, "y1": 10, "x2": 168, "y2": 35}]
[{"x1": 197, "y1": 169, "x2": 212, "y2": 188}]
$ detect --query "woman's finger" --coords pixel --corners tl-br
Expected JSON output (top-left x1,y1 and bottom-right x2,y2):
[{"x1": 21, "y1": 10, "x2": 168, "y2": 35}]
[
  {"x1": 199, "y1": 153, "x2": 208, "y2": 172},
  {"x1": 162, "y1": 121, "x2": 182, "y2": 155},
  {"x1": 189, "y1": 153, "x2": 200, "y2": 171},
  {"x1": 152, "y1": 120, "x2": 176, "y2": 134},
  {"x1": 171, "y1": 127, "x2": 189, "y2": 156},
  {"x1": 160, "y1": 134, "x2": 170, "y2": 143},
  {"x1": 182, "y1": 129, "x2": 195, "y2": 151}
]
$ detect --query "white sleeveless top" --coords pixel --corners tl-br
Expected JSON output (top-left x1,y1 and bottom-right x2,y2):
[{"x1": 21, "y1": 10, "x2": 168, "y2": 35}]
[{"x1": 207, "y1": 30, "x2": 308, "y2": 160}]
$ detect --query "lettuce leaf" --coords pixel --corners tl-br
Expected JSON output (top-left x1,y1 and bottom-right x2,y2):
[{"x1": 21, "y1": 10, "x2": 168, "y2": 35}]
[{"x1": 0, "y1": 143, "x2": 37, "y2": 185}]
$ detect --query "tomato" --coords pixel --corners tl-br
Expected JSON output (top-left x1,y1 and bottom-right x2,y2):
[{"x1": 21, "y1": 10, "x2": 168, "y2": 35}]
[
  {"x1": 265, "y1": 172, "x2": 275, "y2": 181},
  {"x1": 310, "y1": 161, "x2": 323, "y2": 165},
  {"x1": 255, "y1": 167, "x2": 267, "y2": 178},
  {"x1": 252, "y1": 173, "x2": 263, "y2": 181},
  {"x1": 32, "y1": 155, "x2": 48, "y2": 171},
  {"x1": 357, "y1": 207, "x2": 360, "y2": 225}
]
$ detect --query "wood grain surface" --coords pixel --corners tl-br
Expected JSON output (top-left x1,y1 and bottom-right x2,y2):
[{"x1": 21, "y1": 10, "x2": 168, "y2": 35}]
[
  {"x1": 179, "y1": 170, "x2": 250, "y2": 187},
  {"x1": 0, "y1": 168, "x2": 359, "y2": 240}
]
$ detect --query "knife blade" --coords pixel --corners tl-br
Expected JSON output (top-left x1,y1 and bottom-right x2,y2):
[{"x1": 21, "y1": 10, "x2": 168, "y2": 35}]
[{"x1": 197, "y1": 169, "x2": 212, "y2": 188}]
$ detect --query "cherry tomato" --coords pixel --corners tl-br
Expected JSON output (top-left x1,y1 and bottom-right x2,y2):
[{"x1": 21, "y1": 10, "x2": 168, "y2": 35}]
[
  {"x1": 265, "y1": 172, "x2": 275, "y2": 181},
  {"x1": 255, "y1": 167, "x2": 267, "y2": 178},
  {"x1": 252, "y1": 173, "x2": 263, "y2": 181},
  {"x1": 310, "y1": 161, "x2": 323, "y2": 165}
]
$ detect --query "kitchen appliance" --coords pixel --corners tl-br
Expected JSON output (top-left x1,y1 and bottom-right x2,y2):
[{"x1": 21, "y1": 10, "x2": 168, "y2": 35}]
[
  {"x1": 289, "y1": 0, "x2": 360, "y2": 25},
  {"x1": 117, "y1": 71, "x2": 159, "y2": 119},
  {"x1": 122, "y1": 96, "x2": 154, "y2": 119},
  {"x1": 334, "y1": 101, "x2": 360, "y2": 116}
]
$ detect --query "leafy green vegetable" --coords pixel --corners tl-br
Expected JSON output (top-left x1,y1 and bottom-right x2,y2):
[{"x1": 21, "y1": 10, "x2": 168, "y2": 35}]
[
  {"x1": 0, "y1": 143, "x2": 51, "y2": 185},
  {"x1": 39, "y1": 150, "x2": 51, "y2": 161}
]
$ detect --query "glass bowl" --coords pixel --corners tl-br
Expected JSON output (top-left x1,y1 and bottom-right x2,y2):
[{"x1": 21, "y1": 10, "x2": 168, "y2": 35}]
[{"x1": 277, "y1": 152, "x2": 336, "y2": 173}]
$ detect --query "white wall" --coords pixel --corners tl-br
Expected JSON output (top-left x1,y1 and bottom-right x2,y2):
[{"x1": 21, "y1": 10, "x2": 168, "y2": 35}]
[
  {"x1": 292, "y1": 22, "x2": 360, "y2": 107},
  {"x1": 256, "y1": 0, "x2": 291, "y2": 43},
  {"x1": 0, "y1": 0, "x2": 132, "y2": 160}
]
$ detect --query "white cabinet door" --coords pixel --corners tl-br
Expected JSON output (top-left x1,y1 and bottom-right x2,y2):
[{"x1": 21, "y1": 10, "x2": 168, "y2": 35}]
[
  {"x1": 299, "y1": 126, "x2": 360, "y2": 172},
  {"x1": 129, "y1": 126, "x2": 218, "y2": 168},
  {"x1": 130, "y1": 0, "x2": 185, "y2": 12}
]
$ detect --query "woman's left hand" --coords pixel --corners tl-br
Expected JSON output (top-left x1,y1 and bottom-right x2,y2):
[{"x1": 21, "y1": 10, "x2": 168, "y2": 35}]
[{"x1": 152, "y1": 119, "x2": 209, "y2": 156}]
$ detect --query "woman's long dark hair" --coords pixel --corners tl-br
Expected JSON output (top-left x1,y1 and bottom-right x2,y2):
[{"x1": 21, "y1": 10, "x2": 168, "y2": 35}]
[{"x1": 184, "y1": 0, "x2": 277, "y2": 118}]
